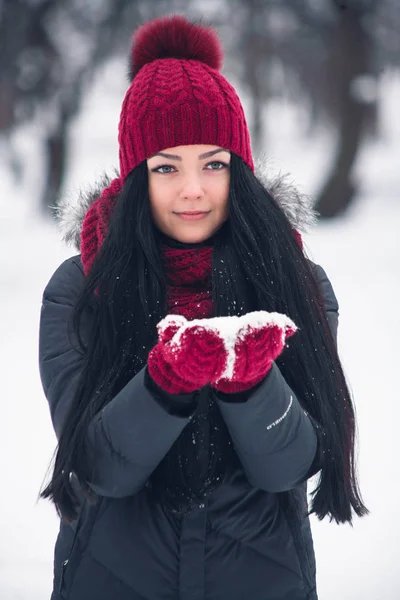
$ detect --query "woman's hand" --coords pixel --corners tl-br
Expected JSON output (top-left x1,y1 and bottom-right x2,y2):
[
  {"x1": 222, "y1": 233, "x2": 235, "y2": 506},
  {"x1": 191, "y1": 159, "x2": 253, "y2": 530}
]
[
  {"x1": 210, "y1": 311, "x2": 297, "y2": 394},
  {"x1": 147, "y1": 315, "x2": 226, "y2": 394},
  {"x1": 148, "y1": 311, "x2": 297, "y2": 395}
]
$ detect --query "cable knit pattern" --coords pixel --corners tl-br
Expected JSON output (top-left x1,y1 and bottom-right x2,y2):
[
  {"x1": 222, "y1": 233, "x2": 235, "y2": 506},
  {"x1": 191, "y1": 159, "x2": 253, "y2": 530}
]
[
  {"x1": 118, "y1": 57, "x2": 254, "y2": 181},
  {"x1": 211, "y1": 316, "x2": 297, "y2": 393},
  {"x1": 148, "y1": 324, "x2": 225, "y2": 394},
  {"x1": 163, "y1": 245, "x2": 214, "y2": 320},
  {"x1": 147, "y1": 244, "x2": 215, "y2": 394},
  {"x1": 148, "y1": 244, "x2": 298, "y2": 395},
  {"x1": 149, "y1": 308, "x2": 297, "y2": 395},
  {"x1": 80, "y1": 177, "x2": 123, "y2": 275}
]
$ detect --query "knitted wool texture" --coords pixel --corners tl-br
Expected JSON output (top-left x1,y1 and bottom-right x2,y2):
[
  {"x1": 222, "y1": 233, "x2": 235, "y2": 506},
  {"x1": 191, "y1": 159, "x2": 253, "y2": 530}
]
[
  {"x1": 117, "y1": 57, "x2": 254, "y2": 182},
  {"x1": 163, "y1": 245, "x2": 214, "y2": 320},
  {"x1": 80, "y1": 16, "x2": 254, "y2": 276},
  {"x1": 147, "y1": 244, "x2": 215, "y2": 394},
  {"x1": 149, "y1": 244, "x2": 296, "y2": 395}
]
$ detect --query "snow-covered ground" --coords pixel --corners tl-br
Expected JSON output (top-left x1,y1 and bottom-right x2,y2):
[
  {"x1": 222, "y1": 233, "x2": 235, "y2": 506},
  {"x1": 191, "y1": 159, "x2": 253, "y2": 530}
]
[{"x1": 1, "y1": 62, "x2": 399, "y2": 599}]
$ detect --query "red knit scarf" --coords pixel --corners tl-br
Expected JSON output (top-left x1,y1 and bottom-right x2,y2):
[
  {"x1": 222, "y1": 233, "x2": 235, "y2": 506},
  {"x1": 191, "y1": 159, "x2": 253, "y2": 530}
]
[{"x1": 162, "y1": 244, "x2": 214, "y2": 321}]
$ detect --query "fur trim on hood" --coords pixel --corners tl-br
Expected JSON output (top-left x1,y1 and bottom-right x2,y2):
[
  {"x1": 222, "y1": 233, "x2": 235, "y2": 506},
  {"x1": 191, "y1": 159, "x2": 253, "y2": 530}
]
[{"x1": 55, "y1": 162, "x2": 316, "y2": 252}]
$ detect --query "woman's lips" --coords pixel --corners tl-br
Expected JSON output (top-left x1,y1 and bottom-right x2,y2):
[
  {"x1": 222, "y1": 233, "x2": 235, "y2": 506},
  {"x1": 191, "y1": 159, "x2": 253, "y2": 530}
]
[{"x1": 175, "y1": 211, "x2": 210, "y2": 221}]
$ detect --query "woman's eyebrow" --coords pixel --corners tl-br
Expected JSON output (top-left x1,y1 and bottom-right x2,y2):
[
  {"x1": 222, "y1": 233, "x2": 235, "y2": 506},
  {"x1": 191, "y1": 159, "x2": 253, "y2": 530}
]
[
  {"x1": 199, "y1": 148, "x2": 230, "y2": 159},
  {"x1": 151, "y1": 151, "x2": 182, "y2": 161},
  {"x1": 150, "y1": 148, "x2": 230, "y2": 161}
]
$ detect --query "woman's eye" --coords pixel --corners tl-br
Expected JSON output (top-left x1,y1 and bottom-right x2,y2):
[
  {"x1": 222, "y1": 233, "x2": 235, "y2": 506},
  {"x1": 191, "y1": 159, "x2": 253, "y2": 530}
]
[
  {"x1": 152, "y1": 165, "x2": 175, "y2": 174},
  {"x1": 206, "y1": 161, "x2": 228, "y2": 170}
]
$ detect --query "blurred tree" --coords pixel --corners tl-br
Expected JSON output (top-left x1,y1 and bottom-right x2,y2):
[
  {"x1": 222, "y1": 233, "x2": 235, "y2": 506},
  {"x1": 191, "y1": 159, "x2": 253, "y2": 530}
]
[
  {"x1": 199, "y1": 0, "x2": 398, "y2": 218},
  {"x1": 0, "y1": 0, "x2": 176, "y2": 214},
  {"x1": 314, "y1": 0, "x2": 377, "y2": 217},
  {"x1": 1, "y1": 0, "x2": 399, "y2": 217}
]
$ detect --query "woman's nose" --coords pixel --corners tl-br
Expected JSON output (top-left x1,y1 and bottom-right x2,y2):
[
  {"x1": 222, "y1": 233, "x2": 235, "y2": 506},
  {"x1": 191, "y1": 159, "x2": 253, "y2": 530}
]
[{"x1": 179, "y1": 174, "x2": 205, "y2": 200}]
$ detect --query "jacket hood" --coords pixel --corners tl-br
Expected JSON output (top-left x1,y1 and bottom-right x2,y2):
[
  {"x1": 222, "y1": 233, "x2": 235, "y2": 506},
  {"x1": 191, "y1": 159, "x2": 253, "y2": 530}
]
[{"x1": 56, "y1": 160, "x2": 316, "y2": 251}]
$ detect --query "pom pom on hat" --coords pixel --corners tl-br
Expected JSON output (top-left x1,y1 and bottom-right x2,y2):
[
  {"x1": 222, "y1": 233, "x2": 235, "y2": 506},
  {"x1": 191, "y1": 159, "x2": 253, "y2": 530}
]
[
  {"x1": 130, "y1": 15, "x2": 223, "y2": 78},
  {"x1": 118, "y1": 14, "x2": 254, "y2": 180}
]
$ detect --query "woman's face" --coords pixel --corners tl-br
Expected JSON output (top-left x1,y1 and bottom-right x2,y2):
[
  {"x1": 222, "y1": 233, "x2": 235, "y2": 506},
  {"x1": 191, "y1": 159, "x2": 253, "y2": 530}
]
[{"x1": 147, "y1": 144, "x2": 230, "y2": 244}]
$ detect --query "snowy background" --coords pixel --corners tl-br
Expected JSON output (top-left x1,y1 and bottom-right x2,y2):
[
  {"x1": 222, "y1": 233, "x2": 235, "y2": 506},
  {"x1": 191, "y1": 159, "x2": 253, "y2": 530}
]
[{"x1": 1, "y1": 60, "x2": 399, "y2": 599}]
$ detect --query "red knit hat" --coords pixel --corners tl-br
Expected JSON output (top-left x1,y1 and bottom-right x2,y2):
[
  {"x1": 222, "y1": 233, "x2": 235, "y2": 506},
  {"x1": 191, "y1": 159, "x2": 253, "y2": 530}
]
[{"x1": 81, "y1": 15, "x2": 254, "y2": 275}]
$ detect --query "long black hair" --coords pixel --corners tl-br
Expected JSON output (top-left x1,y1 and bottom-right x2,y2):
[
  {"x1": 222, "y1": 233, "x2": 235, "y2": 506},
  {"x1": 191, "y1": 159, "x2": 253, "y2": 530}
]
[{"x1": 41, "y1": 153, "x2": 368, "y2": 524}]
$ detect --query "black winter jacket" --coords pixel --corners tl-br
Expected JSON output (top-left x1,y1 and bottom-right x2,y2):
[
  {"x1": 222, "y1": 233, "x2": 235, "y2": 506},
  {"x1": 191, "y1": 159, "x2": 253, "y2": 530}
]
[{"x1": 39, "y1": 255, "x2": 338, "y2": 600}]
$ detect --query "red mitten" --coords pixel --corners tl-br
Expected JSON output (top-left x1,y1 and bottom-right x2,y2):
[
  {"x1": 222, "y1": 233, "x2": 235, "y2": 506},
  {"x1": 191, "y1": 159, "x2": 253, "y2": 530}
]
[
  {"x1": 210, "y1": 311, "x2": 297, "y2": 394},
  {"x1": 147, "y1": 315, "x2": 226, "y2": 394}
]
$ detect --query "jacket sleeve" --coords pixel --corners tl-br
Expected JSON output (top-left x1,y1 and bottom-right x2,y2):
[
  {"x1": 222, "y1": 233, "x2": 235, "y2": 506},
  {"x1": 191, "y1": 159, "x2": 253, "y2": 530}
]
[
  {"x1": 215, "y1": 262, "x2": 339, "y2": 493},
  {"x1": 39, "y1": 256, "x2": 198, "y2": 498},
  {"x1": 311, "y1": 262, "x2": 339, "y2": 345}
]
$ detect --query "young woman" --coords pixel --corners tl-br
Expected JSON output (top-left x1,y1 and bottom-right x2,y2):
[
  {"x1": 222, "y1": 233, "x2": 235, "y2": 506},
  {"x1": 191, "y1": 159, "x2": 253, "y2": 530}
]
[{"x1": 39, "y1": 15, "x2": 367, "y2": 600}]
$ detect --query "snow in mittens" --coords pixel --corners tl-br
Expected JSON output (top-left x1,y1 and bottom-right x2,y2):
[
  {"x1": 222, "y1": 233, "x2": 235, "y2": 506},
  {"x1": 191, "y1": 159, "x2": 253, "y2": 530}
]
[
  {"x1": 157, "y1": 314, "x2": 187, "y2": 335},
  {"x1": 158, "y1": 311, "x2": 297, "y2": 380}
]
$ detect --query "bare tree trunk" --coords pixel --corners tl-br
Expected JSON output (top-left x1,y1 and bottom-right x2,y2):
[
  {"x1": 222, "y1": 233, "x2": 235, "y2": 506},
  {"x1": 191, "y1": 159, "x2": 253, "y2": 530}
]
[
  {"x1": 315, "y1": 1, "x2": 375, "y2": 219},
  {"x1": 242, "y1": 0, "x2": 269, "y2": 156},
  {"x1": 40, "y1": 110, "x2": 68, "y2": 215}
]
